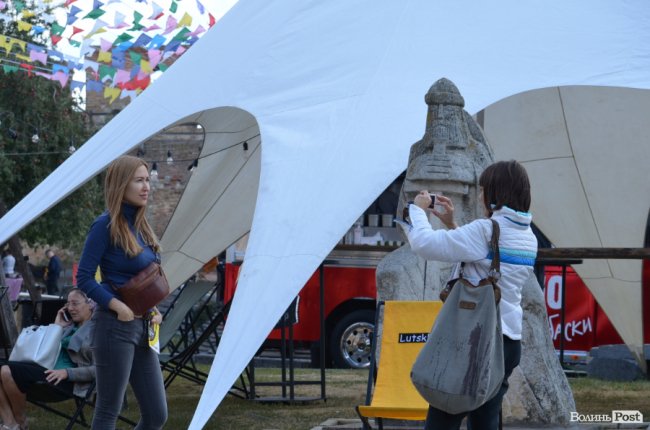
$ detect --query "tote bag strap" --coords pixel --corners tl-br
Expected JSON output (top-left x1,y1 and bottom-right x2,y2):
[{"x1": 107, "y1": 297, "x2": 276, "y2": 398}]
[{"x1": 488, "y1": 219, "x2": 501, "y2": 281}]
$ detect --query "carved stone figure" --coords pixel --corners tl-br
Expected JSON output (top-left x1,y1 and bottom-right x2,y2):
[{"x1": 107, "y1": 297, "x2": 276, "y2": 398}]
[{"x1": 376, "y1": 78, "x2": 574, "y2": 425}]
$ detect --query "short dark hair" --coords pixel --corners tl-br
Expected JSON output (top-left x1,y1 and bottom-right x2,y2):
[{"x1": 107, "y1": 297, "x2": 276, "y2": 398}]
[{"x1": 479, "y1": 160, "x2": 531, "y2": 213}]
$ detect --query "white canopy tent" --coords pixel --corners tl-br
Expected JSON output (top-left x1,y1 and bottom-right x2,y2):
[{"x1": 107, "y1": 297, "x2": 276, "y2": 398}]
[{"x1": 0, "y1": 2, "x2": 648, "y2": 428}]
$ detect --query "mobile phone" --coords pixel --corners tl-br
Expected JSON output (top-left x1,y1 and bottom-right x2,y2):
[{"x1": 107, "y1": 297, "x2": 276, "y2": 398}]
[
  {"x1": 428, "y1": 194, "x2": 436, "y2": 209},
  {"x1": 63, "y1": 309, "x2": 71, "y2": 322}
]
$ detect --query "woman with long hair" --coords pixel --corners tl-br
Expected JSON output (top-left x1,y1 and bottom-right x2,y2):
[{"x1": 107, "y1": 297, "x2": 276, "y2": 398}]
[
  {"x1": 77, "y1": 155, "x2": 166, "y2": 429},
  {"x1": 406, "y1": 160, "x2": 537, "y2": 430},
  {"x1": 0, "y1": 288, "x2": 95, "y2": 430}
]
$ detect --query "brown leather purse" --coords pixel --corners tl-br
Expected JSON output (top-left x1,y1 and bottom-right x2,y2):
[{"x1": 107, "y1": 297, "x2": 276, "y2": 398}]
[
  {"x1": 439, "y1": 219, "x2": 502, "y2": 304},
  {"x1": 114, "y1": 262, "x2": 170, "y2": 316}
]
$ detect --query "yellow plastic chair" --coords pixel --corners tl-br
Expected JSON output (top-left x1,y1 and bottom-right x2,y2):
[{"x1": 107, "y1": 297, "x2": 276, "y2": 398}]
[{"x1": 356, "y1": 300, "x2": 442, "y2": 429}]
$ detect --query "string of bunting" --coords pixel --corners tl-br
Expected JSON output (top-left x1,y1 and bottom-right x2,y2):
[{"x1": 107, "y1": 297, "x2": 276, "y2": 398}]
[{"x1": 0, "y1": 0, "x2": 217, "y2": 103}]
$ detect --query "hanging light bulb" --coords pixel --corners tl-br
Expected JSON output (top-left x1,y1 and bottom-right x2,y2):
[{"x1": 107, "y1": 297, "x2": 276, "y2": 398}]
[
  {"x1": 188, "y1": 158, "x2": 198, "y2": 172},
  {"x1": 243, "y1": 141, "x2": 249, "y2": 151},
  {"x1": 150, "y1": 162, "x2": 159, "y2": 180},
  {"x1": 8, "y1": 128, "x2": 17, "y2": 140},
  {"x1": 68, "y1": 144, "x2": 76, "y2": 154},
  {"x1": 166, "y1": 150, "x2": 173, "y2": 165},
  {"x1": 31, "y1": 133, "x2": 40, "y2": 144}
]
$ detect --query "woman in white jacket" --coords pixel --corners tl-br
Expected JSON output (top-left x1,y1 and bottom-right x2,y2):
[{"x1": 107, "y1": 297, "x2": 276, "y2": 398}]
[{"x1": 407, "y1": 160, "x2": 537, "y2": 430}]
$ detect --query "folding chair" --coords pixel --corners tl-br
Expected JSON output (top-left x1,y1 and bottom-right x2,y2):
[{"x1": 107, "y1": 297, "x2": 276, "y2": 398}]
[
  {"x1": 26, "y1": 380, "x2": 137, "y2": 429},
  {"x1": 356, "y1": 300, "x2": 442, "y2": 430},
  {"x1": 158, "y1": 280, "x2": 250, "y2": 398}
]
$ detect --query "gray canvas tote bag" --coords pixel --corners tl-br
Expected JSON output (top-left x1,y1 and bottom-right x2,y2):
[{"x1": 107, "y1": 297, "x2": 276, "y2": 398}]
[{"x1": 410, "y1": 219, "x2": 504, "y2": 415}]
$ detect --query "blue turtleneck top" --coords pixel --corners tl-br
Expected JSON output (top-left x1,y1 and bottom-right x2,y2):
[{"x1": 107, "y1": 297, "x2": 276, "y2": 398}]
[{"x1": 77, "y1": 203, "x2": 158, "y2": 309}]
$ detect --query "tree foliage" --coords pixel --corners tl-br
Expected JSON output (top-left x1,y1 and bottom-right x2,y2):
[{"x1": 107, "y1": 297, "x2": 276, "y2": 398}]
[{"x1": 0, "y1": 4, "x2": 103, "y2": 251}]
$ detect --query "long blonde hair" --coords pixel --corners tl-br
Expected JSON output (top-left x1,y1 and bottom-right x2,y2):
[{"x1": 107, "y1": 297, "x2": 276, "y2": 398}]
[{"x1": 104, "y1": 155, "x2": 160, "y2": 257}]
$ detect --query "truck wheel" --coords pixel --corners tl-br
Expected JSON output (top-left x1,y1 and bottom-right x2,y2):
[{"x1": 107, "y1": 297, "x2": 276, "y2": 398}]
[{"x1": 330, "y1": 309, "x2": 375, "y2": 369}]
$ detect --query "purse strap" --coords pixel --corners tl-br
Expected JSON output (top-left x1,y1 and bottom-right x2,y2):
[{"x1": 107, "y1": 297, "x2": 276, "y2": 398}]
[{"x1": 458, "y1": 218, "x2": 501, "y2": 281}]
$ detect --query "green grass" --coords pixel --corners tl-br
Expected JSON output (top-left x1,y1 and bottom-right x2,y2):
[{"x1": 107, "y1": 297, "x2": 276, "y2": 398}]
[{"x1": 20, "y1": 369, "x2": 650, "y2": 429}]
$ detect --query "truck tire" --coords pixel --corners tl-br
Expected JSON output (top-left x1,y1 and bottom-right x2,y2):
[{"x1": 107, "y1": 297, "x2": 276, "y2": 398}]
[{"x1": 329, "y1": 309, "x2": 375, "y2": 369}]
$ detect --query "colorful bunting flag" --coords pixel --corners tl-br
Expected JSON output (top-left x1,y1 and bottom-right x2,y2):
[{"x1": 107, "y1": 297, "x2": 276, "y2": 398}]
[
  {"x1": 13, "y1": 0, "x2": 24, "y2": 13},
  {"x1": 85, "y1": 8, "x2": 105, "y2": 20},
  {"x1": 140, "y1": 59, "x2": 152, "y2": 73},
  {"x1": 97, "y1": 50, "x2": 111, "y2": 63},
  {"x1": 129, "y1": 51, "x2": 142, "y2": 65},
  {"x1": 177, "y1": 12, "x2": 192, "y2": 28},
  {"x1": 163, "y1": 15, "x2": 177, "y2": 34},
  {"x1": 86, "y1": 79, "x2": 103, "y2": 92},
  {"x1": 0, "y1": 1, "x2": 6, "y2": 11},
  {"x1": 3, "y1": 64, "x2": 18, "y2": 73},
  {"x1": 29, "y1": 49, "x2": 47, "y2": 65},
  {"x1": 132, "y1": 33, "x2": 153, "y2": 48},
  {"x1": 111, "y1": 50, "x2": 125, "y2": 68},
  {"x1": 208, "y1": 13, "x2": 216, "y2": 27},
  {"x1": 111, "y1": 11, "x2": 129, "y2": 29},
  {"x1": 130, "y1": 11, "x2": 144, "y2": 31},
  {"x1": 17, "y1": 21, "x2": 32, "y2": 32},
  {"x1": 149, "y1": 2, "x2": 164, "y2": 20},
  {"x1": 147, "y1": 48, "x2": 161, "y2": 67},
  {"x1": 148, "y1": 34, "x2": 166, "y2": 49},
  {"x1": 31, "y1": 25, "x2": 45, "y2": 35},
  {"x1": 196, "y1": 0, "x2": 205, "y2": 15},
  {"x1": 50, "y1": 22, "x2": 65, "y2": 36},
  {"x1": 98, "y1": 63, "x2": 116, "y2": 81},
  {"x1": 169, "y1": 1, "x2": 177, "y2": 13},
  {"x1": 113, "y1": 32, "x2": 133, "y2": 46},
  {"x1": 52, "y1": 70, "x2": 69, "y2": 87},
  {"x1": 104, "y1": 86, "x2": 121, "y2": 104}
]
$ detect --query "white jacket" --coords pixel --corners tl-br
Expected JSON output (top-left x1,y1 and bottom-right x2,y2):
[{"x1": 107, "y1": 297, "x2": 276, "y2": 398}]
[{"x1": 407, "y1": 204, "x2": 537, "y2": 340}]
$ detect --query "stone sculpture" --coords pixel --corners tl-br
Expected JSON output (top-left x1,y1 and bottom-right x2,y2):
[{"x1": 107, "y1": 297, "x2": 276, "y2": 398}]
[{"x1": 376, "y1": 78, "x2": 575, "y2": 425}]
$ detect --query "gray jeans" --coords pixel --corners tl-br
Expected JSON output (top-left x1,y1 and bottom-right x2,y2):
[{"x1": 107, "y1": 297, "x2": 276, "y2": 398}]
[{"x1": 91, "y1": 309, "x2": 167, "y2": 429}]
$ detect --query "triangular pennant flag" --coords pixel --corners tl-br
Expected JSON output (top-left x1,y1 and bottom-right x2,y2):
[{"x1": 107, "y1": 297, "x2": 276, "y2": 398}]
[
  {"x1": 104, "y1": 86, "x2": 121, "y2": 104},
  {"x1": 51, "y1": 34, "x2": 62, "y2": 45},
  {"x1": 64, "y1": 0, "x2": 78, "y2": 6},
  {"x1": 140, "y1": 59, "x2": 152, "y2": 73},
  {"x1": 163, "y1": 40, "x2": 180, "y2": 52},
  {"x1": 175, "y1": 45, "x2": 186, "y2": 55},
  {"x1": 208, "y1": 13, "x2": 216, "y2": 27},
  {"x1": 163, "y1": 15, "x2": 177, "y2": 34},
  {"x1": 157, "y1": 62, "x2": 168, "y2": 72},
  {"x1": 34, "y1": 71, "x2": 52, "y2": 79},
  {"x1": 111, "y1": 11, "x2": 128, "y2": 29},
  {"x1": 113, "y1": 32, "x2": 133, "y2": 45},
  {"x1": 169, "y1": 1, "x2": 177, "y2": 13},
  {"x1": 31, "y1": 25, "x2": 45, "y2": 35},
  {"x1": 114, "y1": 68, "x2": 130, "y2": 84},
  {"x1": 93, "y1": 0, "x2": 104, "y2": 10},
  {"x1": 10, "y1": 37, "x2": 27, "y2": 52},
  {"x1": 52, "y1": 70, "x2": 69, "y2": 88},
  {"x1": 85, "y1": 8, "x2": 105, "y2": 20},
  {"x1": 115, "y1": 41, "x2": 133, "y2": 51},
  {"x1": 129, "y1": 51, "x2": 142, "y2": 65},
  {"x1": 147, "y1": 49, "x2": 161, "y2": 67},
  {"x1": 143, "y1": 24, "x2": 161, "y2": 31},
  {"x1": 86, "y1": 79, "x2": 103, "y2": 92},
  {"x1": 177, "y1": 12, "x2": 192, "y2": 28},
  {"x1": 196, "y1": 0, "x2": 205, "y2": 14},
  {"x1": 189, "y1": 25, "x2": 206, "y2": 37},
  {"x1": 100, "y1": 38, "x2": 112, "y2": 51},
  {"x1": 21, "y1": 9, "x2": 35, "y2": 18},
  {"x1": 172, "y1": 27, "x2": 190, "y2": 41},
  {"x1": 50, "y1": 21, "x2": 65, "y2": 36},
  {"x1": 13, "y1": 0, "x2": 24, "y2": 13},
  {"x1": 68, "y1": 39, "x2": 81, "y2": 47},
  {"x1": 132, "y1": 33, "x2": 152, "y2": 48},
  {"x1": 19, "y1": 62, "x2": 34, "y2": 76},
  {"x1": 0, "y1": 1, "x2": 6, "y2": 11},
  {"x1": 71, "y1": 26, "x2": 83, "y2": 36},
  {"x1": 14, "y1": 53, "x2": 30, "y2": 62},
  {"x1": 3, "y1": 64, "x2": 19, "y2": 73},
  {"x1": 29, "y1": 49, "x2": 47, "y2": 65},
  {"x1": 17, "y1": 21, "x2": 32, "y2": 32},
  {"x1": 97, "y1": 50, "x2": 112, "y2": 63},
  {"x1": 149, "y1": 2, "x2": 163, "y2": 20},
  {"x1": 111, "y1": 51, "x2": 125, "y2": 68},
  {"x1": 148, "y1": 34, "x2": 166, "y2": 49},
  {"x1": 52, "y1": 64, "x2": 70, "y2": 74},
  {"x1": 130, "y1": 11, "x2": 143, "y2": 31},
  {"x1": 98, "y1": 63, "x2": 116, "y2": 81}
]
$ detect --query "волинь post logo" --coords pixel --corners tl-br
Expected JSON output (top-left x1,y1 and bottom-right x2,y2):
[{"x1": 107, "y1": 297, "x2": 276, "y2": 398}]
[{"x1": 570, "y1": 410, "x2": 643, "y2": 424}]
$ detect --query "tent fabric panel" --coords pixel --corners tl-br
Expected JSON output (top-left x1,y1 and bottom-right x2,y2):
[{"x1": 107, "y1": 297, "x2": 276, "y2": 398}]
[
  {"x1": 560, "y1": 86, "x2": 650, "y2": 249},
  {"x1": 161, "y1": 136, "x2": 261, "y2": 290},
  {"x1": 160, "y1": 121, "x2": 260, "y2": 249},
  {"x1": 481, "y1": 87, "x2": 572, "y2": 163}
]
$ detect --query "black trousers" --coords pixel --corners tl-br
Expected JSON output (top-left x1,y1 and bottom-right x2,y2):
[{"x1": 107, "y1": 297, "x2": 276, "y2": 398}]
[{"x1": 423, "y1": 336, "x2": 521, "y2": 430}]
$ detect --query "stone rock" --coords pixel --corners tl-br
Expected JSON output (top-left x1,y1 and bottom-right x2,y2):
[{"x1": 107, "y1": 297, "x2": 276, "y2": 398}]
[
  {"x1": 587, "y1": 344, "x2": 646, "y2": 381},
  {"x1": 503, "y1": 272, "x2": 576, "y2": 425}
]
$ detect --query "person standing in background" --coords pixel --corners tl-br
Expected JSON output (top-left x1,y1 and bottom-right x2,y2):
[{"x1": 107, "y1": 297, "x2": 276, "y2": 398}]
[
  {"x1": 44, "y1": 249, "x2": 62, "y2": 295},
  {"x1": 2, "y1": 250, "x2": 16, "y2": 278}
]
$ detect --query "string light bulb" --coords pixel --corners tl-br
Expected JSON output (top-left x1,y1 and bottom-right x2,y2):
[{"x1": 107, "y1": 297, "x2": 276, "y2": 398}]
[
  {"x1": 243, "y1": 141, "x2": 248, "y2": 151},
  {"x1": 7, "y1": 128, "x2": 17, "y2": 141},
  {"x1": 150, "y1": 162, "x2": 159, "y2": 180},
  {"x1": 166, "y1": 150, "x2": 173, "y2": 165},
  {"x1": 68, "y1": 144, "x2": 76, "y2": 154},
  {"x1": 31, "y1": 133, "x2": 40, "y2": 144},
  {"x1": 188, "y1": 158, "x2": 198, "y2": 172}
]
